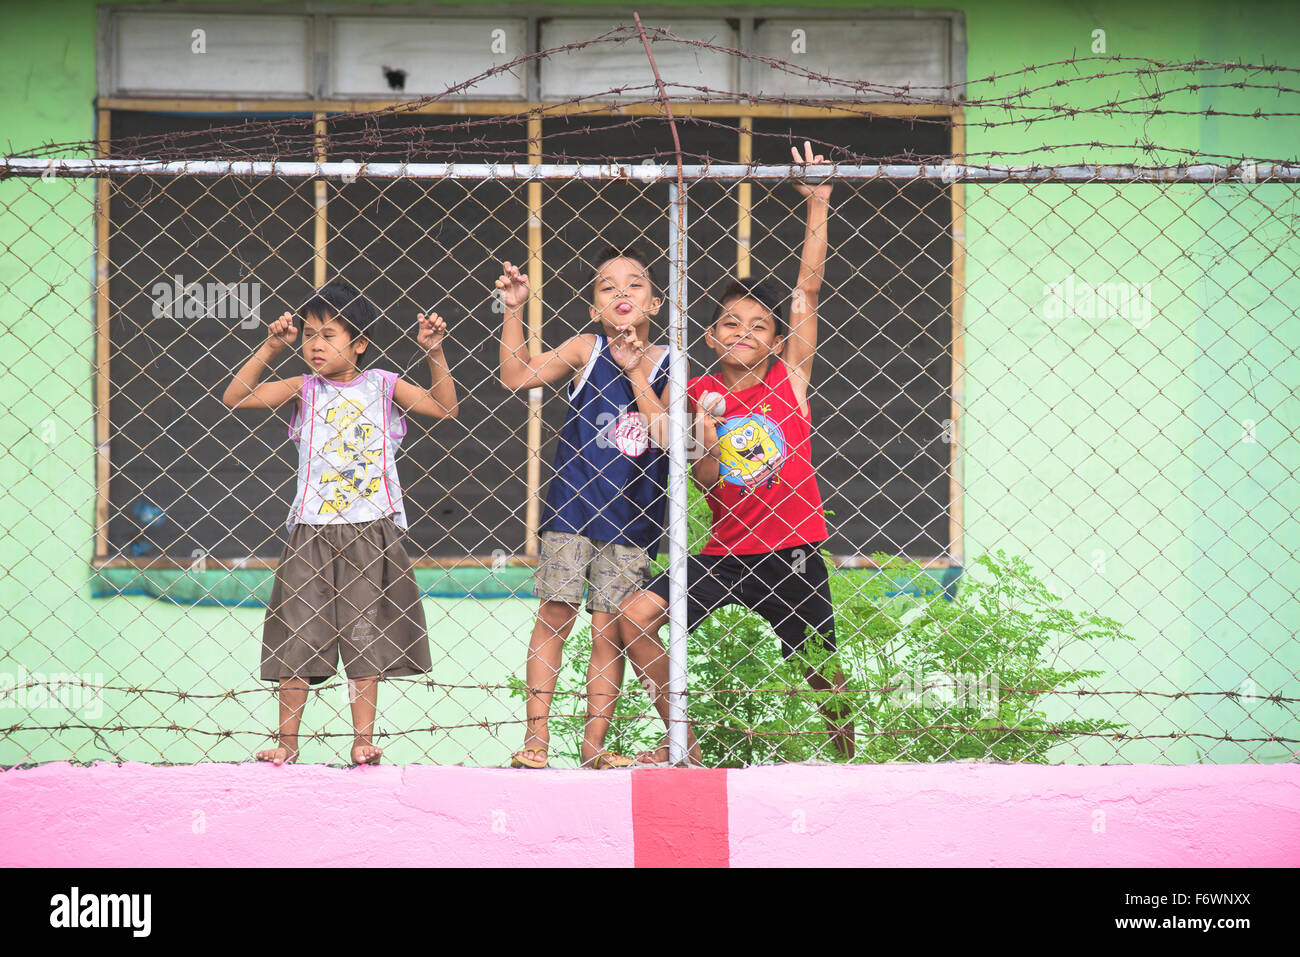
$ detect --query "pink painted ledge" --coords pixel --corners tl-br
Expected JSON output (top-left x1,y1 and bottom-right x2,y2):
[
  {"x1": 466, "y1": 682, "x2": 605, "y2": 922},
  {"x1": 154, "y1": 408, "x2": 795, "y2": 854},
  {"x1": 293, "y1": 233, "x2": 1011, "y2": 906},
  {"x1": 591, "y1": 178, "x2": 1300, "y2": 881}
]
[
  {"x1": 0, "y1": 762, "x2": 634, "y2": 868},
  {"x1": 1, "y1": 762, "x2": 1296, "y2": 867},
  {"x1": 726, "y1": 763, "x2": 1300, "y2": 867}
]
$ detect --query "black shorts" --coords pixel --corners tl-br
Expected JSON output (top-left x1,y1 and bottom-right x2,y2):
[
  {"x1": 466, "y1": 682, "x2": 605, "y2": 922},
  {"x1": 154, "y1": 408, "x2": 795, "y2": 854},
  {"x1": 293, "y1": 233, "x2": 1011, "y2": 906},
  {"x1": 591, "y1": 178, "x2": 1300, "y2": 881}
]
[{"x1": 646, "y1": 544, "x2": 836, "y2": 660}]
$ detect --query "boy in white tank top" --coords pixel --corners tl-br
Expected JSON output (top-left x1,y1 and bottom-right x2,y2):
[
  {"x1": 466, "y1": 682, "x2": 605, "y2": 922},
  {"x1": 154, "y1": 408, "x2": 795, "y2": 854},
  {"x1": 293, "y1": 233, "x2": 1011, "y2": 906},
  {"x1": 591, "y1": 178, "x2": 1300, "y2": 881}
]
[{"x1": 222, "y1": 283, "x2": 458, "y2": 765}]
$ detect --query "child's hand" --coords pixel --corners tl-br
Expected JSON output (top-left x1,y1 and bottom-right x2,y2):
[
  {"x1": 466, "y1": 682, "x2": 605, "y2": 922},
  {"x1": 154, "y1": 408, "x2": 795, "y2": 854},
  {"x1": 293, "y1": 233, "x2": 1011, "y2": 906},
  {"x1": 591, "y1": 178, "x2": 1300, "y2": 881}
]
[
  {"x1": 608, "y1": 325, "x2": 646, "y2": 374},
  {"x1": 791, "y1": 140, "x2": 833, "y2": 201},
  {"x1": 417, "y1": 311, "x2": 447, "y2": 353},
  {"x1": 265, "y1": 311, "x2": 298, "y2": 355},
  {"x1": 495, "y1": 261, "x2": 529, "y2": 310}
]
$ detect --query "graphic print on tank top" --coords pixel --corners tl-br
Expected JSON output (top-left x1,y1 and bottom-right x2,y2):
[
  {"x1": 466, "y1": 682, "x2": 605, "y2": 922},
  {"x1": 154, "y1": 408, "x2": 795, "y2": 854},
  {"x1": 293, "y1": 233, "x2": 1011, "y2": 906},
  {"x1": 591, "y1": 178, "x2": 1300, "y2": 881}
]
[
  {"x1": 286, "y1": 369, "x2": 408, "y2": 530},
  {"x1": 716, "y1": 404, "x2": 787, "y2": 494},
  {"x1": 316, "y1": 397, "x2": 384, "y2": 516}
]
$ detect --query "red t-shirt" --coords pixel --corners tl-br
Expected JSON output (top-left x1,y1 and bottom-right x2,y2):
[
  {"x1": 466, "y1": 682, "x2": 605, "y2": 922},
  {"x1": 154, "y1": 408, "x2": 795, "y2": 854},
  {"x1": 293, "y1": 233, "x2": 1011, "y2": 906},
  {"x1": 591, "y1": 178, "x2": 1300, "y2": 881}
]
[{"x1": 689, "y1": 359, "x2": 828, "y2": 555}]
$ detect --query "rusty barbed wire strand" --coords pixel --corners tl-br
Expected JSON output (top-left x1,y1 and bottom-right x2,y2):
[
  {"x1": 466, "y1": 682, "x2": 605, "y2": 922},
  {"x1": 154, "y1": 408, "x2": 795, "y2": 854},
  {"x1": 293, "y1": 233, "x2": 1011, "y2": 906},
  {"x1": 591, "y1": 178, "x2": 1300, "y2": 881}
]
[
  {"x1": 4, "y1": 677, "x2": 1296, "y2": 703},
  {"x1": 7, "y1": 722, "x2": 1296, "y2": 748},
  {"x1": 5, "y1": 32, "x2": 1299, "y2": 166}
]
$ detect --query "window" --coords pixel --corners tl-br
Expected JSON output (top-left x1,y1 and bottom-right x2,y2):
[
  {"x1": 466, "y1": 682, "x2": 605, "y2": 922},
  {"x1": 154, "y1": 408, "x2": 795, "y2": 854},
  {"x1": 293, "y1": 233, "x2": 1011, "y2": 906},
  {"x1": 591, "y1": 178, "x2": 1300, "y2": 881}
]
[{"x1": 95, "y1": 6, "x2": 965, "y2": 568}]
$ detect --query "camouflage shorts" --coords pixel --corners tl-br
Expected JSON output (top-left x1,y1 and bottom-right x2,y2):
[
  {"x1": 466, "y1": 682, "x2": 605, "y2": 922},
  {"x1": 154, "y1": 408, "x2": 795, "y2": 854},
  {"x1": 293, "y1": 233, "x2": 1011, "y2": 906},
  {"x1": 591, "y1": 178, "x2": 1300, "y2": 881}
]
[{"x1": 532, "y1": 531, "x2": 653, "y2": 614}]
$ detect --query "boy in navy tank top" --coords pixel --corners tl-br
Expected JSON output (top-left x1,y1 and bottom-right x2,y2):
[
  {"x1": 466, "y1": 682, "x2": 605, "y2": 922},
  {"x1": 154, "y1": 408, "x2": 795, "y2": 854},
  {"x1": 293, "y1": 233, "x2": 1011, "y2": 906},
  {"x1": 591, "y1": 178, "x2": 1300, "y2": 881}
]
[
  {"x1": 615, "y1": 143, "x2": 855, "y2": 765},
  {"x1": 498, "y1": 247, "x2": 672, "y2": 769}
]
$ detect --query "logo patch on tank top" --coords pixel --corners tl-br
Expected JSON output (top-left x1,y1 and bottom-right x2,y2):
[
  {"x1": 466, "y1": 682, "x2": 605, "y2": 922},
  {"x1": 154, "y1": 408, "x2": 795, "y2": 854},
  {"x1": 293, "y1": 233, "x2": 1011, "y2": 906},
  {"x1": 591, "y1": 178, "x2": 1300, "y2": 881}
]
[{"x1": 606, "y1": 410, "x2": 651, "y2": 457}]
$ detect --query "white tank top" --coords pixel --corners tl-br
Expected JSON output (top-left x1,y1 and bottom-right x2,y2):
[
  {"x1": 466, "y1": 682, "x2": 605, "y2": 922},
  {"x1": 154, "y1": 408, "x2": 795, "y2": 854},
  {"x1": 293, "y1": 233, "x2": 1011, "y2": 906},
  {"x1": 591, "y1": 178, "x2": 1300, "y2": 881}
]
[{"x1": 286, "y1": 368, "x2": 409, "y2": 529}]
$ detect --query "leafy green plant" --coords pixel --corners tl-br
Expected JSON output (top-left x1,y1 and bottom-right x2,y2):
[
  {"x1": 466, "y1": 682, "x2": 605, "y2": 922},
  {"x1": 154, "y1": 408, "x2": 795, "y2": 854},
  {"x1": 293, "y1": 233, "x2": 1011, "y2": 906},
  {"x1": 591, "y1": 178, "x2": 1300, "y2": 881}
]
[{"x1": 803, "y1": 549, "x2": 1134, "y2": 765}]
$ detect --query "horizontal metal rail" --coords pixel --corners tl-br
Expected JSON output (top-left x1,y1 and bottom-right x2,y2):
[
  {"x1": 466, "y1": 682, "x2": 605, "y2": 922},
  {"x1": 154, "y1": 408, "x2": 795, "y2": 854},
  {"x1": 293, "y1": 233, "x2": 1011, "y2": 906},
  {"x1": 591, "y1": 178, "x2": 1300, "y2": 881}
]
[{"x1": 4, "y1": 158, "x2": 1299, "y2": 182}]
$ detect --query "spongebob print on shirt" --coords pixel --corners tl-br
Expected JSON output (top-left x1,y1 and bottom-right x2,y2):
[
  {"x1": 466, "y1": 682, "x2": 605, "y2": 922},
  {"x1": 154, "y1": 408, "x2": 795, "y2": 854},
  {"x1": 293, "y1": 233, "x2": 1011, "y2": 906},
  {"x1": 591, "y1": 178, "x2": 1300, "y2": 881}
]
[
  {"x1": 716, "y1": 402, "x2": 787, "y2": 494},
  {"x1": 317, "y1": 398, "x2": 384, "y2": 516}
]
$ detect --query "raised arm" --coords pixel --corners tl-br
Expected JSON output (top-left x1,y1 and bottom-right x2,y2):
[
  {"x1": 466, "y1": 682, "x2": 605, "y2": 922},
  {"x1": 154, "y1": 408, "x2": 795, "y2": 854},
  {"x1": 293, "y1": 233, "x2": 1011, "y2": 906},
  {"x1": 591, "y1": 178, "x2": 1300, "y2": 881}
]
[
  {"x1": 497, "y1": 260, "x2": 594, "y2": 390},
  {"x1": 221, "y1": 311, "x2": 303, "y2": 409},
  {"x1": 393, "y1": 310, "x2": 458, "y2": 419},
  {"x1": 785, "y1": 141, "x2": 834, "y2": 398}
]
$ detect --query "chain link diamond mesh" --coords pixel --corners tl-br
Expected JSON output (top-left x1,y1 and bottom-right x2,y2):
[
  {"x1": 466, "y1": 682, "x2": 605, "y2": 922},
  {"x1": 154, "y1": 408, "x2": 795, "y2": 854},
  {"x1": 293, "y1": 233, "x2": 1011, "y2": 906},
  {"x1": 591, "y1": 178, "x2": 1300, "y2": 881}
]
[{"x1": 1, "y1": 34, "x2": 1297, "y2": 768}]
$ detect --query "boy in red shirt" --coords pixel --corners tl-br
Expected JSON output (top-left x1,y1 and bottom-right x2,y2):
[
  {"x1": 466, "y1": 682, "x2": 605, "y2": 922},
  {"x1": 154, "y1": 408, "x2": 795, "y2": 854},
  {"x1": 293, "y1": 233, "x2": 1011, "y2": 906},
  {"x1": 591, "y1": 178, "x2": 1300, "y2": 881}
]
[{"x1": 616, "y1": 142, "x2": 854, "y2": 764}]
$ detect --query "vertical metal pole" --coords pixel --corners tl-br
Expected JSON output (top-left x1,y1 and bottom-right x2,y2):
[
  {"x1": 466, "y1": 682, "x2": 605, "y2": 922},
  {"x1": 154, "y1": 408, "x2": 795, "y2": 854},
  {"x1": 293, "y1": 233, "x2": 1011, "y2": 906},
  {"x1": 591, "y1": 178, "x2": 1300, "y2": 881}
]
[{"x1": 667, "y1": 181, "x2": 689, "y2": 766}]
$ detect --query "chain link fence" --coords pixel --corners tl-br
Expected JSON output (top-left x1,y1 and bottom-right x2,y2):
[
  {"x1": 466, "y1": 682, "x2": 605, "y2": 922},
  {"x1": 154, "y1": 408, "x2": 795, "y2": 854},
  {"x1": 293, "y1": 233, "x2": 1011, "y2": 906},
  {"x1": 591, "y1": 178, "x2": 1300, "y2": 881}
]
[{"x1": 1, "y1": 32, "x2": 1297, "y2": 768}]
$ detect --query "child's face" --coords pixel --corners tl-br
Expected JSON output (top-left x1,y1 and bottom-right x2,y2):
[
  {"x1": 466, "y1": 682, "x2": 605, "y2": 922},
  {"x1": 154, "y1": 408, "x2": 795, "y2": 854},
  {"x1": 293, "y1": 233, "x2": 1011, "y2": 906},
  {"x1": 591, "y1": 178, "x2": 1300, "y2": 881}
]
[
  {"x1": 589, "y1": 257, "x2": 661, "y2": 335},
  {"x1": 706, "y1": 296, "x2": 783, "y2": 370},
  {"x1": 301, "y1": 311, "x2": 367, "y2": 378}
]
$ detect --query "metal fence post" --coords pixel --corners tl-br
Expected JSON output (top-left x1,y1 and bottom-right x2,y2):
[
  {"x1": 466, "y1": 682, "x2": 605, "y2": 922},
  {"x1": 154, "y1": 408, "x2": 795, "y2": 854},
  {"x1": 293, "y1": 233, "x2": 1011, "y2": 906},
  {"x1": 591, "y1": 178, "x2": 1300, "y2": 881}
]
[{"x1": 667, "y1": 180, "x2": 689, "y2": 766}]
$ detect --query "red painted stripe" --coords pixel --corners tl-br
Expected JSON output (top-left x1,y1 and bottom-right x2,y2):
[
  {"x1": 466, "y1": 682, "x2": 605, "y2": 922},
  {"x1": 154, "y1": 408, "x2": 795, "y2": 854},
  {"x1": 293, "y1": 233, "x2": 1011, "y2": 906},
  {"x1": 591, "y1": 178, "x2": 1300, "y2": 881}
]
[{"x1": 632, "y1": 768, "x2": 729, "y2": 868}]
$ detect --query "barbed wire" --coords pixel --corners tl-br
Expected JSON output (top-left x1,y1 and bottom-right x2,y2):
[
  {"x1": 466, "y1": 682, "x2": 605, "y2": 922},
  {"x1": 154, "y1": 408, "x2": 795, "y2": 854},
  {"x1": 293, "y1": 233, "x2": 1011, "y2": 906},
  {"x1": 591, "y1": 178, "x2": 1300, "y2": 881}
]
[
  {"x1": 9, "y1": 722, "x2": 1295, "y2": 747},
  {"x1": 5, "y1": 28, "x2": 1298, "y2": 167},
  {"x1": 4, "y1": 676, "x2": 1297, "y2": 703}
]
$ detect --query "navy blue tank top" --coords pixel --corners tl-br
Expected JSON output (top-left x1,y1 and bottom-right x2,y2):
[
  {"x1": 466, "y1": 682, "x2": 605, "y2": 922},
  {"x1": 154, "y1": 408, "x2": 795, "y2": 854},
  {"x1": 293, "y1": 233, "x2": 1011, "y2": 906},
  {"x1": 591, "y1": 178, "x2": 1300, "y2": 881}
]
[{"x1": 539, "y1": 335, "x2": 671, "y2": 551}]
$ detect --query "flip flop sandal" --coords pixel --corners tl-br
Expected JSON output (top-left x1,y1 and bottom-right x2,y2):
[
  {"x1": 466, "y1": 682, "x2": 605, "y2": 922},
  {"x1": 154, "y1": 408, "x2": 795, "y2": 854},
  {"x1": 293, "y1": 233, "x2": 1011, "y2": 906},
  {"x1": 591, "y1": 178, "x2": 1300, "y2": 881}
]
[
  {"x1": 509, "y1": 746, "x2": 549, "y2": 769},
  {"x1": 589, "y1": 750, "x2": 634, "y2": 770}
]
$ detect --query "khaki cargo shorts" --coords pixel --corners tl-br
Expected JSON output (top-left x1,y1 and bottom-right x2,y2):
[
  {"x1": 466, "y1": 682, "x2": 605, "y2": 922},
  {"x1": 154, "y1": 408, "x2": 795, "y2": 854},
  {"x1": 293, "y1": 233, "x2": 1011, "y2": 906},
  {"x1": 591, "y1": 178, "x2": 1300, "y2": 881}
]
[{"x1": 532, "y1": 530, "x2": 653, "y2": 614}]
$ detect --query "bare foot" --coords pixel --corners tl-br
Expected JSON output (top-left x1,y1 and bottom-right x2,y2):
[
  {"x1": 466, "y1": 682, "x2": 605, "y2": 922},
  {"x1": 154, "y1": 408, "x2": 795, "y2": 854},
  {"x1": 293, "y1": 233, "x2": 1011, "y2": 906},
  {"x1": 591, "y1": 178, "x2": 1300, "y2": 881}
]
[
  {"x1": 821, "y1": 708, "x2": 857, "y2": 761},
  {"x1": 635, "y1": 745, "x2": 669, "y2": 766},
  {"x1": 256, "y1": 745, "x2": 297, "y2": 766},
  {"x1": 829, "y1": 726, "x2": 856, "y2": 761},
  {"x1": 351, "y1": 743, "x2": 383, "y2": 765}
]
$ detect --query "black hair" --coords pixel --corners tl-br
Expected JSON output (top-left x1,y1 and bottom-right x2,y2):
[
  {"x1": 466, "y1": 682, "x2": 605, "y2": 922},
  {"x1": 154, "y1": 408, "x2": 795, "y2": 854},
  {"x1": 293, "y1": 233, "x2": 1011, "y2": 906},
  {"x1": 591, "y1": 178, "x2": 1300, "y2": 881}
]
[
  {"x1": 301, "y1": 283, "x2": 379, "y2": 367},
  {"x1": 709, "y1": 277, "x2": 786, "y2": 337},
  {"x1": 587, "y1": 243, "x2": 660, "y2": 297}
]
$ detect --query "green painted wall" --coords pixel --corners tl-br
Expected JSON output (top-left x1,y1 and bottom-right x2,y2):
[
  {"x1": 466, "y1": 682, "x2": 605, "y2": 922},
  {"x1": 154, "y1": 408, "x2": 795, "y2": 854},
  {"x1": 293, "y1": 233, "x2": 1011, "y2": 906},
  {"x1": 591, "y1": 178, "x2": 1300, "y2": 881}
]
[{"x1": 1, "y1": 0, "x2": 1296, "y2": 765}]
